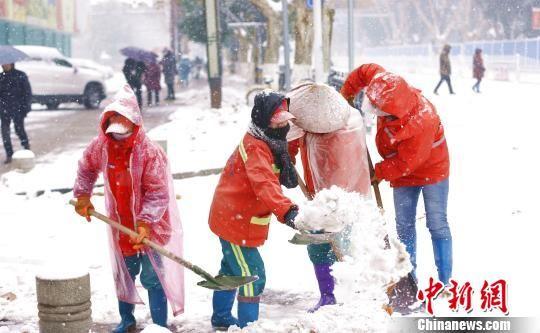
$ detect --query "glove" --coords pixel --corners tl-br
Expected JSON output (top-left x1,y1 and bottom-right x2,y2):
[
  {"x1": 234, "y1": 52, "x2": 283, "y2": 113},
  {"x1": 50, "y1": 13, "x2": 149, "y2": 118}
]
[
  {"x1": 74, "y1": 196, "x2": 94, "y2": 222},
  {"x1": 284, "y1": 206, "x2": 299, "y2": 230},
  {"x1": 130, "y1": 221, "x2": 151, "y2": 251}
]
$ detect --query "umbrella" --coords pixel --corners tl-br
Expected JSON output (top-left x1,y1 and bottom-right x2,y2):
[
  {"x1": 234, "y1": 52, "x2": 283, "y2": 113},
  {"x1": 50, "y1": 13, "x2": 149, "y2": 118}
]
[
  {"x1": 120, "y1": 46, "x2": 158, "y2": 63},
  {"x1": 0, "y1": 46, "x2": 29, "y2": 65}
]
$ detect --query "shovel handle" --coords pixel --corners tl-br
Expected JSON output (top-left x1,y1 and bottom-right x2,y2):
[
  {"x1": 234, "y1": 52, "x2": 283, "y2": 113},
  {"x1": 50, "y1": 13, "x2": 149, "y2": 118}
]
[
  {"x1": 68, "y1": 199, "x2": 218, "y2": 284},
  {"x1": 366, "y1": 150, "x2": 384, "y2": 211},
  {"x1": 294, "y1": 168, "x2": 314, "y2": 200}
]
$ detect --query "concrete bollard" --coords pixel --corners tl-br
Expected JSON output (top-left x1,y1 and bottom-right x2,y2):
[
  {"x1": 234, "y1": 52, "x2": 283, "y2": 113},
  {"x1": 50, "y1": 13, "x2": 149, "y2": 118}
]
[
  {"x1": 36, "y1": 273, "x2": 92, "y2": 333},
  {"x1": 12, "y1": 149, "x2": 35, "y2": 173}
]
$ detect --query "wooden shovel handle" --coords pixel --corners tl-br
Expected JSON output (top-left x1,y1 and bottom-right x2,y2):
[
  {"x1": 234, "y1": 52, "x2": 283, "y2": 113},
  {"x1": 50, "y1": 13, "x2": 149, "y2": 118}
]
[
  {"x1": 68, "y1": 199, "x2": 217, "y2": 283},
  {"x1": 367, "y1": 150, "x2": 384, "y2": 211}
]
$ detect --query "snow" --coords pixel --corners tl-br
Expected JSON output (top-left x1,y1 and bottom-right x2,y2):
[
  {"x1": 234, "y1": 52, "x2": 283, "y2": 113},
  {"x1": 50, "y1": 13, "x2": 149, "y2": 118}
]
[
  {"x1": 36, "y1": 267, "x2": 88, "y2": 281},
  {"x1": 1, "y1": 73, "x2": 540, "y2": 332},
  {"x1": 141, "y1": 324, "x2": 173, "y2": 332},
  {"x1": 12, "y1": 150, "x2": 35, "y2": 159},
  {"x1": 295, "y1": 186, "x2": 362, "y2": 233}
]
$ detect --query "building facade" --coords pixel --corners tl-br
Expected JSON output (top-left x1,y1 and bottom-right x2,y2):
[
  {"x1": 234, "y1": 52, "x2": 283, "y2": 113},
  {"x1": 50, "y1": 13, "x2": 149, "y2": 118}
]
[{"x1": 0, "y1": 0, "x2": 76, "y2": 56}]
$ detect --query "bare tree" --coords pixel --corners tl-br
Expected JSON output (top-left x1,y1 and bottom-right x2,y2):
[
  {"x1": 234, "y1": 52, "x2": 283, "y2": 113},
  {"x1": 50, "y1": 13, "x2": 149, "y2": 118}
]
[
  {"x1": 248, "y1": 0, "x2": 282, "y2": 64},
  {"x1": 292, "y1": 0, "x2": 314, "y2": 66},
  {"x1": 322, "y1": 1, "x2": 336, "y2": 71}
]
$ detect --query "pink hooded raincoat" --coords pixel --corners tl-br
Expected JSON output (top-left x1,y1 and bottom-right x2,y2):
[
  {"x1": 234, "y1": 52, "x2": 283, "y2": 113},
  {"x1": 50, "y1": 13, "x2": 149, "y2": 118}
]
[{"x1": 73, "y1": 85, "x2": 184, "y2": 315}]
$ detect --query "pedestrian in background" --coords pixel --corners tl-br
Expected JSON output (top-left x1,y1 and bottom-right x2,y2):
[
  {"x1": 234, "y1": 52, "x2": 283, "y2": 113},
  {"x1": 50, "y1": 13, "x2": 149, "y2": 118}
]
[
  {"x1": 123, "y1": 58, "x2": 146, "y2": 108},
  {"x1": 160, "y1": 49, "x2": 177, "y2": 100},
  {"x1": 0, "y1": 63, "x2": 32, "y2": 164},
  {"x1": 178, "y1": 57, "x2": 192, "y2": 88},
  {"x1": 472, "y1": 48, "x2": 485, "y2": 93},
  {"x1": 434, "y1": 44, "x2": 455, "y2": 95},
  {"x1": 143, "y1": 60, "x2": 161, "y2": 106},
  {"x1": 193, "y1": 56, "x2": 203, "y2": 79}
]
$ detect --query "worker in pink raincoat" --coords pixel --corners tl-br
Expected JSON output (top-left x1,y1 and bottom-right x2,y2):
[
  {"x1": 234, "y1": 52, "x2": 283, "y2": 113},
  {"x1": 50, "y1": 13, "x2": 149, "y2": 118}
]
[{"x1": 73, "y1": 85, "x2": 184, "y2": 332}]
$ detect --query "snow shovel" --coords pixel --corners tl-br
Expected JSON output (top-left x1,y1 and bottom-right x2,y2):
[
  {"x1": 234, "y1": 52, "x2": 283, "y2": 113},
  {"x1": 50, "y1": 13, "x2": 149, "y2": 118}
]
[
  {"x1": 366, "y1": 150, "x2": 419, "y2": 313},
  {"x1": 68, "y1": 199, "x2": 257, "y2": 291}
]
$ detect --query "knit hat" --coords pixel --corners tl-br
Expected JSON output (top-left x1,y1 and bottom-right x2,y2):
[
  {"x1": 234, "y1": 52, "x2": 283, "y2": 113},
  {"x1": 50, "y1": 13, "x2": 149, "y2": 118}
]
[{"x1": 251, "y1": 90, "x2": 288, "y2": 128}]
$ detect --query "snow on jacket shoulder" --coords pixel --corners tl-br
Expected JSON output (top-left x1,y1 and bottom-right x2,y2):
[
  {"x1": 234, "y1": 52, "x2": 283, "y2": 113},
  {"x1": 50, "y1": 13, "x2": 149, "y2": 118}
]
[{"x1": 209, "y1": 133, "x2": 294, "y2": 247}]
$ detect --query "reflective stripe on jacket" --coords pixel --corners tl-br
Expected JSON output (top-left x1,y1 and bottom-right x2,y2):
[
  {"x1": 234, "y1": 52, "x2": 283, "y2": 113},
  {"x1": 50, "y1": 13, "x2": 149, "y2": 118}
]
[{"x1": 209, "y1": 133, "x2": 294, "y2": 247}]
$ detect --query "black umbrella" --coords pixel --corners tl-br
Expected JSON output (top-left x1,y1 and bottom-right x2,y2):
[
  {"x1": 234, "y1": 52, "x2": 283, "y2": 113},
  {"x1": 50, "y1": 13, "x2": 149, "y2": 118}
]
[
  {"x1": 0, "y1": 46, "x2": 29, "y2": 65},
  {"x1": 120, "y1": 46, "x2": 157, "y2": 63}
]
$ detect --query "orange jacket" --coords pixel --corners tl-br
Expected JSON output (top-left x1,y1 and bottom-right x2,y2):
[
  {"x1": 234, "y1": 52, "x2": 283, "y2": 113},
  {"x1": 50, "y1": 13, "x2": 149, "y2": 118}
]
[
  {"x1": 341, "y1": 64, "x2": 450, "y2": 187},
  {"x1": 209, "y1": 133, "x2": 295, "y2": 247}
]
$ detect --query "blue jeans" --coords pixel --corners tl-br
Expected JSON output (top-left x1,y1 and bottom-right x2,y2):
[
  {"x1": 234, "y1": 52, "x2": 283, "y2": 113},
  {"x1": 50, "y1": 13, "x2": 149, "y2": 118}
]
[
  {"x1": 124, "y1": 253, "x2": 162, "y2": 290},
  {"x1": 393, "y1": 178, "x2": 452, "y2": 273}
]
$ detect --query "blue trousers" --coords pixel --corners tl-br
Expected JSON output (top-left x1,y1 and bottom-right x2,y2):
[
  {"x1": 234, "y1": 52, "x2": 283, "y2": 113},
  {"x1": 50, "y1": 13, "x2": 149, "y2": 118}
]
[
  {"x1": 218, "y1": 238, "x2": 266, "y2": 298},
  {"x1": 124, "y1": 253, "x2": 162, "y2": 290},
  {"x1": 393, "y1": 178, "x2": 452, "y2": 272}
]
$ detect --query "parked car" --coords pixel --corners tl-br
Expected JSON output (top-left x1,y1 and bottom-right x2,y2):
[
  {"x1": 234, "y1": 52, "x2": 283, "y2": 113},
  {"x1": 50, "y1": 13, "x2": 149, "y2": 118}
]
[
  {"x1": 14, "y1": 45, "x2": 106, "y2": 110},
  {"x1": 68, "y1": 57, "x2": 114, "y2": 80}
]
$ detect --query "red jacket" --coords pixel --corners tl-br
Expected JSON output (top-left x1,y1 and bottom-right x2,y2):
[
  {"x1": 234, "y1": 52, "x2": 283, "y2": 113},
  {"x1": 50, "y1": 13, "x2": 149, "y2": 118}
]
[
  {"x1": 473, "y1": 53, "x2": 485, "y2": 79},
  {"x1": 341, "y1": 64, "x2": 450, "y2": 187},
  {"x1": 209, "y1": 133, "x2": 295, "y2": 247}
]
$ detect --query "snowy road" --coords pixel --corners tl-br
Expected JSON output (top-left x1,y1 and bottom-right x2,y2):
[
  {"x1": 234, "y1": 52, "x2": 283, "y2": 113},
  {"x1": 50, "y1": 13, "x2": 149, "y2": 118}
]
[{"x1": 0, "y1": 101, "x2": 178, "y2": 176}]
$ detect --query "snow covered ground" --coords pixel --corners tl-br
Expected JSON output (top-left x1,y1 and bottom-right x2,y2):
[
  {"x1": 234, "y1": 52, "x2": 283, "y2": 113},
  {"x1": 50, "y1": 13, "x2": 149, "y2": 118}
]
[{"x1": 1, "y1": 72, "x2": 540, "y2": 332}]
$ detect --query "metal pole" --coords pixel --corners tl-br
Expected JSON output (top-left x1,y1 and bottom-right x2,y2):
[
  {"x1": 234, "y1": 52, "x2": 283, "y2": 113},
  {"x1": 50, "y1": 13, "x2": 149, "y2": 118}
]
[
  {"x1": 282, "y1": 0, "x2": 291, "y2": 90},
  {"x1": 313, "y1": 0, "x2": 323, "y2": 83},
  {"x1": 347, "y1": 0, "x2": 354, "y2": 72},
  {"x1": 171, "y1": 0, "x2": 179, "y2": 56},
  {"x1": 204, "y1": 0, "x2": 222, "y2": 108}
]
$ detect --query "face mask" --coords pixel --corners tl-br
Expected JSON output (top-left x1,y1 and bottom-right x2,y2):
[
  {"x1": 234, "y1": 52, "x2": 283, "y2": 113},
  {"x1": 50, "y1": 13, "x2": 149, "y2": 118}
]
[
  {"x1": 361, "y1": 97, "x2": 391, "y2": 117},
  {"x1": 106, "y1": 122, "x2": 130, "y2": 135},
  {"x1": 264, "y1": 123, "x2": 290, "y2": 140},
  {"x1": 111, "y1": 132, "x2": 132, "y2": 140}
]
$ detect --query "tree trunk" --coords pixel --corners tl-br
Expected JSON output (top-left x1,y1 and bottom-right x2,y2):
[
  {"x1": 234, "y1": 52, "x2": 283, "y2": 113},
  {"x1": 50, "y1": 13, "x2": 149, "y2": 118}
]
[
  {"x1": 248, "y1": 0, "x2": 281, "y2": 64},
  {"x1": 322, "y1": 1, "x2": 335, "y2": 72},
  {"x1": 293, "y1": 0, "x2": 313, "y2": 65},
  {"x1": 236, "y1": 30, "x2": 249, "y2": 63}
]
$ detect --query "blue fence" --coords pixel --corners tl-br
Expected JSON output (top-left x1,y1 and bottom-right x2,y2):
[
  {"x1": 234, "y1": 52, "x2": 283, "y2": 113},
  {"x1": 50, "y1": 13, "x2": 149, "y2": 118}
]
[{"x1": 364, "y1": 38, "x2": 540, "y2": 68}]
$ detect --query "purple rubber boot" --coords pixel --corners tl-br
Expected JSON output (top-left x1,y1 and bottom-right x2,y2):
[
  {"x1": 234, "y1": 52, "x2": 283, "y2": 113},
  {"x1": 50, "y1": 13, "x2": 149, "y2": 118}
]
[{"x1": 308, "y1": 264, "x2": 337, "y2": 313}]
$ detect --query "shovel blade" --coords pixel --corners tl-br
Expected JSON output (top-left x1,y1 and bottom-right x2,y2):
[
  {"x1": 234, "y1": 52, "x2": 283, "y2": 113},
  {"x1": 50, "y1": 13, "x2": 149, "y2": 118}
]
[
  {"x1": 289, "y1": 232, "x2": 337, "y2": 245},
  {"x1": 197, "y1": 275, "x2": 259, "y2": 291},
  {"x1": 388, "y1": 273, "x2": 422, "y2": 315}
]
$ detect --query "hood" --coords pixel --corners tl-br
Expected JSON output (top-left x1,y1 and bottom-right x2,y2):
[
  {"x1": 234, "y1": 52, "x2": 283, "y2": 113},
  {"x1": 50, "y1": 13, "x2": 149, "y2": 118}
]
[
  {"x1": 365, "y1": 72, "x2": 420, "y2": 119},
  {"x1": 251, "y1": 90, "x2": 288, "y2": 129},
  {"x1": 99, "y1": 84, "x2": 143, "y2": 135}
]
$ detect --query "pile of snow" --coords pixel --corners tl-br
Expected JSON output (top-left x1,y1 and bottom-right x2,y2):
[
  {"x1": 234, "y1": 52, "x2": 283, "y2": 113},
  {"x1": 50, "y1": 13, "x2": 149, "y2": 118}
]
[
  {"x1": 36, "y1": 265, "x2": 88, "y2": 281},
  {"x1": 12, "y1": 150, "x2": 35, "y2": 159},
  {"x1": 294, "y1": 186, "x2": 361, "y2": 233},
  {"x1": 140, "y1": 324, "x2": 172, "y2": 333},
  {"x1": 287, "y1": 83, "x2": 351, "y2": 133},
  {"x1": 12, "y1": 150, "x2": 36, "y2": 174},
  {"x1": 240, "y1": 187, "x2": 412, "y2": 332}
]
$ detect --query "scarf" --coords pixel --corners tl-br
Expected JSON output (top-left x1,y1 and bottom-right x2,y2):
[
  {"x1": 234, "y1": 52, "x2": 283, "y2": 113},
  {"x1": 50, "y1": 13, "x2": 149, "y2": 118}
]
[{"x1": 248, "y1": 122, "x2": 298, "y2": 189}]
